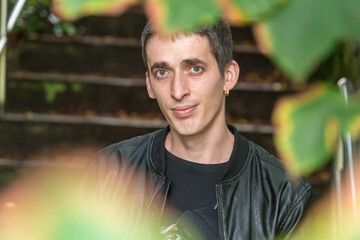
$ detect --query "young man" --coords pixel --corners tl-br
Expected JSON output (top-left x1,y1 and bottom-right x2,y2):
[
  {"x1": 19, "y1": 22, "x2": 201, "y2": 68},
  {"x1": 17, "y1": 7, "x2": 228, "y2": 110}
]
[{"x1": 83, "y1": 20, "x2": 312, "y2": 240}]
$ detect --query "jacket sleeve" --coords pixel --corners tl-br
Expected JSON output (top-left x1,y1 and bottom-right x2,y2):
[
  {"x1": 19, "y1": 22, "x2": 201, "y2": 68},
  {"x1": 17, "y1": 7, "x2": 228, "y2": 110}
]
[
  {"x1": 77, "y1": 149, "x2": 112, "y2": 209},
  {"x1": 276, "y1": 177, "x2": 312, "y2": 239},
  {"x1": 78, "y1": 145, "x2": 140, "y2": 208}
]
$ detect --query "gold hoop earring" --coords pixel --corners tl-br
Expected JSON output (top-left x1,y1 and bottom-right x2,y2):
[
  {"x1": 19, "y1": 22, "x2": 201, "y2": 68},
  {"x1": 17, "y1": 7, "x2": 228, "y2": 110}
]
[{"x1": 224, "y1": 90, "x2": 229, "y2": 96}]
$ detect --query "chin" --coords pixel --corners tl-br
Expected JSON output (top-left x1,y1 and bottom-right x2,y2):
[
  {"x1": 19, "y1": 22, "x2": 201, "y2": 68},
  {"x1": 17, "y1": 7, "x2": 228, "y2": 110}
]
[{"x1": 170, "y1": 121, "x2": 202, "y2": 137}]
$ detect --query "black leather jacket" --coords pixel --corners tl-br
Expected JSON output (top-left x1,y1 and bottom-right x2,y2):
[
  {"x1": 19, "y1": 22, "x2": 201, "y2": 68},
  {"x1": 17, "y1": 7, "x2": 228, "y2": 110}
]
[{"x1": 82, "y1": 126, "x2": 312, "y2": 240}]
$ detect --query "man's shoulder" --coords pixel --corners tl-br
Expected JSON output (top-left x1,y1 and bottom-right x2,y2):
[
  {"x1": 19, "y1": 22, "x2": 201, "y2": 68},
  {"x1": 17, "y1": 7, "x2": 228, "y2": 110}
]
[
  {"x1": 105, "y1": 129, "x2": 160, "y2": 152},
  {"x1": 248, "y1": 141, "x2": 283, "y2": 169},
  {"x1": 247, "y1": 141, "x2": 312, "y2": 234},
  {"x1": 90, "y1": 129, "x2": 162, "y2": 165},
  {"x1": 248, "y1": 141, "x2": 311, "y2": 193}
]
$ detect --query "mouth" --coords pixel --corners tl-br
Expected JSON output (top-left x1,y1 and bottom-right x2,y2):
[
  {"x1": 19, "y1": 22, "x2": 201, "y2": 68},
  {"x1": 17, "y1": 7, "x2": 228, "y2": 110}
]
[{"x1": 171, "y1": 105, "x2": 198, "y2": 118}]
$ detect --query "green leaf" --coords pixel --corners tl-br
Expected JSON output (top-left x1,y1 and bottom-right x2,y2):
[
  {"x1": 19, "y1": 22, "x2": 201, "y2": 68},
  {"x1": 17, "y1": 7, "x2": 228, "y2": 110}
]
[
  {"x1": 272, "y1": 84, "x2": 350, "y2": 175},
  {"x1": 347, "y1": 94, "x2": 360, "y2": 137},
  {"x1": 51, "y1": 0, "x2": 138, "y2": 21},
  {"x1": 145, "y1": 0, "x2": 222, "y2": 34},
  {"x1": 231, "y1": 0, "x2": 288, "y2": 23},
  {"x1": 332, "y1": 0, "x2": 360, "y2": 39},
  {"x1": 42, "y1": 82, "x2": 67, "y2": 103},
  {"x1": 0, "y1": 172, "x2": 162, "y2": 240},
  {"x1": 255, "y1": 0, "x2": 360, "y2": 81},
  {"x1": 284, "y1": 163, "x2": 360, "y2": 240},
  {"x1": 71, "y1": 83, "x2": 84, "y2": 92}
]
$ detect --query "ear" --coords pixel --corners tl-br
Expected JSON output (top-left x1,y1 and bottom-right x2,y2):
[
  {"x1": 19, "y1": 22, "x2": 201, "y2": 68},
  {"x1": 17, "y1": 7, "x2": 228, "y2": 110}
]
[
  {"x1": 223, "y1": 60, "x2": 240, "y2": 92},
  {"x1": 146, "y1": 71, "x2": 156, "y2": 99}
]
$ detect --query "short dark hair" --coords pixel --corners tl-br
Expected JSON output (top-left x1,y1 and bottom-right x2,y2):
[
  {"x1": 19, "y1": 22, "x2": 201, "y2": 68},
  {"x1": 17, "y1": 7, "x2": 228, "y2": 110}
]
[{"x1": 141, "y1": 20, "x2": 233, "y2": 75}]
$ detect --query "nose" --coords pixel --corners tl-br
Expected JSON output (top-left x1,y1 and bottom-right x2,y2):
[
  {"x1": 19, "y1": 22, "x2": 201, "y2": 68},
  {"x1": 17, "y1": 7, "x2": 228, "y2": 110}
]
[{"x1": 170, "y1": 72, "x2": 190, "y2": 101}]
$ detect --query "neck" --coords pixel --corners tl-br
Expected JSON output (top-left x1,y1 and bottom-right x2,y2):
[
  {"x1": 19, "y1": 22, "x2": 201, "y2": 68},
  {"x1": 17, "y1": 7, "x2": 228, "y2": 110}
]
[{"x1": 165, "y1": 122, "x2": 234, "y2": 164}]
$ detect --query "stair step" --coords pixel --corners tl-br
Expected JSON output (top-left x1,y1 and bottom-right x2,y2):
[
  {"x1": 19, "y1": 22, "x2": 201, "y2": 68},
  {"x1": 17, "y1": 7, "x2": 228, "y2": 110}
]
[
  {"x1": 0, "y1": 112, "x2": 167, "y2": 128},
  {"x1": 10, "y1": 40, "x2": 284, "y2": 83},
  {"x1": 8, "y1": 71, "x2": 295, "y2": 91},
  {"x1": 12, "y1": 40, "x2": 144, "y2": 76},
  {"x1": 25, "y1": 33, "x2": 261, "y2": 54},
  {"x1": 0, "y1": 112, "x2": 274, "y2": 134},
  {"x1": 72, "y1": 7, "x2": 147, "y2": 39},
  {"x1": 9, "y1": 71, "x2": 145, "y2": 87},
  {"x1": 27, "y1": 34, "x2": 141, "y2": 48},
  {"x1": 72, "y1": 7, "x2": 256, "y2": 45},
  {"x1": 0, "y1": 120, "x2": 276, "y2": 168},
  {"x1": 0, "y1": 121, "x2": 161, "y2": 164},
  {"x1": 6, "y1": 76, "x2": 291, "y2": 122}
]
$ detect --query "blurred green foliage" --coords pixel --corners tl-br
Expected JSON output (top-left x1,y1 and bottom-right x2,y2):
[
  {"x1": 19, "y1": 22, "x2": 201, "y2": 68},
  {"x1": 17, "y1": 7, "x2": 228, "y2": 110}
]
[
  {"x1": 153, "y1": 0, "x2": 222, "y2": 34},
  {"x1": 42, "y1": 82, "x2": 66, "y2": 102},
  {"x1": 259, "y1": 0, "x2": 360, "y2": 81},
  {"x1": 71, "y1": 82, "x2": 84, "y2": 92},
  {"x1": 9, "y1": 0, "x2": 76, "y2": 36},
  {"x1": 273, "y1": 83, "x2": 360, "y2": 175},
  {"x1": 8, "y1": 81, "x2": 83, "y2": 103}
]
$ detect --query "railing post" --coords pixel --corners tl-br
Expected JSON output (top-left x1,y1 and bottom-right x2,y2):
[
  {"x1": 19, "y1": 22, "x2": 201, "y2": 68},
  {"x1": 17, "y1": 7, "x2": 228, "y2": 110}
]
[
  {"x1": 333, "y1": 77, "x2": 359, "y2": 238},
  {"x1": 0, "y1": 0, "x2": 7, "y2": 115},
  {"x1": 337, "y1": 78, "x2": 357, "y2": 216}
]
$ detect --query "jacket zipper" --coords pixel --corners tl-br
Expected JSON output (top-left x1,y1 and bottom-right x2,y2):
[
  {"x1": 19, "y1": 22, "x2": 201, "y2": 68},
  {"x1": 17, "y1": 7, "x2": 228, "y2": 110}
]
[{"x1": 216, "y1": 184, "x2": 225, "y2": 240}]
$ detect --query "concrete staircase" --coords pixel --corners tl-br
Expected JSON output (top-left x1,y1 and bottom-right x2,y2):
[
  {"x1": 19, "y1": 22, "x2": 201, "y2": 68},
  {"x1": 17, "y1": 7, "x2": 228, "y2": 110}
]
[
  {"x1": 2, "y1": 7, "x2": 301, "y2": 163},
  {"x1": 3, "y1": 7, "x2": 329, "y2": 195}
]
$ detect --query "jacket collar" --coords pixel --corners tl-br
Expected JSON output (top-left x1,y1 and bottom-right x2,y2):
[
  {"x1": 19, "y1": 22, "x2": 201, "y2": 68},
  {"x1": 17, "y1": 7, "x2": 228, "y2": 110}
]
[
  {"x1": 221, "y1": 125, "x2": 249, "y2": 181},
  {"x1": 150, "y1": 125, "x2": 249, "y2": 181},
  {"x1": 150, "y1": 126, "x2": 169, "y2": 175}
]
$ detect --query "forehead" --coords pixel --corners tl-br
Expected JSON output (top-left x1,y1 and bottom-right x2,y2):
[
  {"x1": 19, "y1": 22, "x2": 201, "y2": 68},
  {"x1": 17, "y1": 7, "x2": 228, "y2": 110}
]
[{"x1": 145, "y1": 34, "x2": 214, "y2": 64}]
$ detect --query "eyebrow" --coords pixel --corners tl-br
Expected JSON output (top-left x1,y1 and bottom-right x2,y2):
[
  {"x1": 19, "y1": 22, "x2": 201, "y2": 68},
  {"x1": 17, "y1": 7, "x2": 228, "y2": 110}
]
[
  {"x1": 149, "y1": 58, "x2": 207, "y2": 72},
  {"x1": 150, "y1": 62, "x2": 169, "y2": 72},
  {"x1": 181, "y1": 58, "x2": 207, "y2": 67}
]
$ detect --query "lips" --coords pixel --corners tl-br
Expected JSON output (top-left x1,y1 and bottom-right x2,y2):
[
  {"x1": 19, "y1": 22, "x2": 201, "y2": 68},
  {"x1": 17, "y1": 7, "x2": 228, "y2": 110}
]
[{"x1": 171, "y1": 105, "x2": 198, "y2": 118}]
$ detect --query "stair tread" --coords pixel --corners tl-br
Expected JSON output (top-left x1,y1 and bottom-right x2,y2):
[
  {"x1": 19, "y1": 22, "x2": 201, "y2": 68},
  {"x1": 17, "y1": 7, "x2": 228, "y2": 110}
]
[
  {"x1": 20, "y1": 33, "x2": 260, "y2": 54},
  {"x1": 0, "y1": 112, "x2": 274, "y2": 134},
  {"x1": 8, "y1": 70, "x2": 302, "y2": 92}
]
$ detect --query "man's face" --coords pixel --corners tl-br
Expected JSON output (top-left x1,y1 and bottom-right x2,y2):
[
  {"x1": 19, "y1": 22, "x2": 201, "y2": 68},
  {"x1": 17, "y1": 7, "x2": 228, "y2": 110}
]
[{"x1": 145, "y1": 34, "x2": 229, "y2": 137}]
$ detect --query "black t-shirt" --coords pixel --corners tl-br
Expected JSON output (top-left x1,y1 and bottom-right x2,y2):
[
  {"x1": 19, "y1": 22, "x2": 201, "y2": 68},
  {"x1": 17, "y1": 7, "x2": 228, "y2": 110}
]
[{"x1": 164, "y1": 149, "x2": 228, "y2": 239}]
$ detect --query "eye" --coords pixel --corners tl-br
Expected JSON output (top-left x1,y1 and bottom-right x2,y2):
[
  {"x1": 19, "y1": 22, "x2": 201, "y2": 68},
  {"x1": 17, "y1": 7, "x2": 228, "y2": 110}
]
[
  {"x1": 190, "y1": 65, "x2": 203, "y2": 74},
  {"x1": 155, "y1": 69, "x2": 168, "y2": 78}
]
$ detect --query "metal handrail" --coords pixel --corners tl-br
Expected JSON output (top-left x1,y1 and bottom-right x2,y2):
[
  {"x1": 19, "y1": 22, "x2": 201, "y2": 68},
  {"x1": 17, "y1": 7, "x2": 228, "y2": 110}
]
[
  {"x1": 337, "y1": 78, "x2": 357, "y2": 216},
  {"x1": 0, "y1": 0, "x2": 26, "y2": 54},
  {"x1": 333, "y1": 77, "x2": 359, "y2": 238},
  {"x1": 0, "y1": 0, "x2": 7, "y2": 114},
  {"x1": 1, "y1": 0, "x2": 26, "y2": 115}
]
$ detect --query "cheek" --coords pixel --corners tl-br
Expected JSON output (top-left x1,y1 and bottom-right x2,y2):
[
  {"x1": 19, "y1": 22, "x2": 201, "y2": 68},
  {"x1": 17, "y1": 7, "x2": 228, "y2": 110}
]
[
  {"x1": 196, "y1": 78, "x2": 224, "y2": 99},
  {"x1": 149, "y1": 81, "x2": 166, "y2": 98},
  {"x1": 152, "y1": 89, "x2": 169, "y2": 108},
  {"x1": 198, "y1": 87, "x2": 224, "y2": 112}
]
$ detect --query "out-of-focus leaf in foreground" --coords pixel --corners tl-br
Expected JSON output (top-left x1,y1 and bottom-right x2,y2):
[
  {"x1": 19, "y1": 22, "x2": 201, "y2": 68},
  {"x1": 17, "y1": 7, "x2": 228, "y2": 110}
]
[
  {"x1": 282, "y1": 163, "x2": 360, "y2": 240},
  {"x1": 272, "y1": 83, "x2": 360, "y2": 175},
  {"x1": 255, "y1": 0, "x2": 360, "y2": 81},
  {"x1": 52, "y1": 0, "x2": 138, "y2": 21},
  {"x1": 220, "y1": 0, "x2": 288, "y2": 25},
  {"x1": 0, "y1": 170, "x2": 159, "y2": 240},
  {"x1": 145, "y1": 0, "x2": 222, "y2": 35}
]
